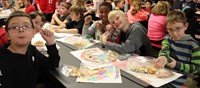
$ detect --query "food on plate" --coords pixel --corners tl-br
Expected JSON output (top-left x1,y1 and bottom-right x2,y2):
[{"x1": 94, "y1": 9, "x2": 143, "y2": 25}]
[
  {"x1": 156, "y1": 69, "x2": 174, "y2": 78},
  {"x1": 106, "y1": 51, "x2": 119, "y2": 62},
  {"x1": 70, "y1": 68, "x2": 84, "y2": 77},
  {"x1": 73, "y1": 41, "x2": 87, "y2": 47},
  {"x1": 33, "y1": 41, "x2": 45, "y2": 47},
  {"x1": 61, "y1": 65, "x2": 83, "y2": 77},
  {"x1": 131, "y1": 65, "x2": 157, "y2": 74}
]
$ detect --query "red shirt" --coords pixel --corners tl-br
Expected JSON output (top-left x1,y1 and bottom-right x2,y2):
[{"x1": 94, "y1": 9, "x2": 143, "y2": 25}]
[
  {"x1": 35, "y1": 0, "x2": 58, "y2": 13},
  {"x1": 25, "y1": 5, "x2": 36, "y2": 14},
  {"x1": 0, "y1": 27, "x2": 8, "y2": 47},
  {"x1": 143, "y1": 8, "x2": 152, "y2": 14}
]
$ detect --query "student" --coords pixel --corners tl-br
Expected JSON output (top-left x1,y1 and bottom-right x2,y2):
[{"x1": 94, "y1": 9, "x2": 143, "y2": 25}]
[
  {"x1": 24, "y1": 0, "x2": 36, "y2": 14},
  {"x1": 15, "y1": 0, "x2": 25, "y2": 9},
  {"x1": 29, "y1": 11, "x2": 46, "y2": 33},
  {"x1": 51, "y1": 2, "x2": 72, "y2": 29},
  {"x1": 93, "y1": 0, "x2": 104, "y2": 17},
  {"x1": 143, "y1": 0, "x2": 152, "y2": 15},
  {"x1": 35, "y1": 0, "x2": 58, "y2": 22},
  {"x1": 127, "y1": 0, "x2": 148, "y2": 23},
  {"x1": 0, "y1": 11, "x2": 60, "y2": 88},
  {"x1": 82, "y1": 2, "x2": 113, "y2": 40},
  {"x1": 13, "y1": 0, "x2": 36, "y2": 14},
  {"x1": 54, "y1": 5, "x2": 85, "y2": 34},
  {"x1": 147, "y1": 1, "x2": 169, "y2": 55},
  {"x1": 166, "y1": 0, "x2": 174, "y2": 11},
  {"x1": 2, "y1": 0, "x2": 14, "y2": 9},
  {"x1": 102, "y1": 10, "x2": 152, "y2": 56},
  {"x1": 113, "y1": 0, "x2": 125, "y2": 11},
  {"x1": 154, "y1": 11, "x2": 200, "y2": 87}
]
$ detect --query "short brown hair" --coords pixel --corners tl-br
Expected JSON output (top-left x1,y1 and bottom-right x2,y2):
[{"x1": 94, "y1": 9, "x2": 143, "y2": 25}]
[
  {"x1": 152, "y1": 1, "x2": 169, "y2": 16},
  {"x1": 69, "y1": 5, "x2": 85, "y2": 18},
  {"x1": 6, "y1": 11, "x2": 34, "y2": 31},
  {"x1": 29, "y1": 11, "x2": 45, "y2": 23},
  {"x1": 61, "y1": 2, "x2": 72, "y2": 9},
  {"x1": 166, "y1": 10, "x2": 187, "y2": 26},
  {"x1": 114, "y1": 0, "x2": 124, "y2": 6},
  {"x1": 130, "y1": 0, "x2": 142, "y2": 15}
]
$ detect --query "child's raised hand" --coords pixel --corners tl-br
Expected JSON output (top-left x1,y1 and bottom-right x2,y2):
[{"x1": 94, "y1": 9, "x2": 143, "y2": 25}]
[
  {"x1": 40, "y1": 30, "x2": 55, "y2": 45},
  {"x1": 106, "y1": 24, "x2": 115, "y2": 32},
  {"x1": 84, "y1": 15, "x2": 92, "y2": 25},
  {"x1": 34, "y1": 25, "x2": 42, "y2": 33},
  {"x1": 96, "y1": 22, "x2": 104, "y2": 33},
  {"x1": 52, "y1": 12, "x2": 58, "y2": 19},
  {"x1": 101, "y1": 32, "x2": 110, "y2": 45},
  {"x1": 154, "y1": 56, "x2": 167, "y2": 69},
  {"x1": 166, "y1": 57, "x2": 176, "y2": 69}
]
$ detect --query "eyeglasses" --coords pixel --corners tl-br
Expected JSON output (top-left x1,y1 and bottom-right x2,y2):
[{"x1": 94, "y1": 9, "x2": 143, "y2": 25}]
[
  {"x1": 167, "y1": 25, "x2": 185, "y2": 33},
  {"x1": 8, "y1": 25, "x2": 33, "y2": 32}
]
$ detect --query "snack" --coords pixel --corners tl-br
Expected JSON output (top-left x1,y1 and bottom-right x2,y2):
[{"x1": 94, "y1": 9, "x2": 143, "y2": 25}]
[
  {"x1": 34, "y1": 41, "x2": 45, "y2": 47},
  {"x1": 70, "y1": 68, "x2": 84, "y2": 77},
  {"x1": 131, "y1": 65, "x2": 157, "y2": 74},
  {"x1": 73, "y1": 41, "x2": 87, "y2": 47},
  {"x1": 96, "y1": 22, "x2": 104, "y2": 33},
  {"x1": 106, "y1": 51, "x2": 119, "y2": 62},
  {"x1": 61, "y1": 65, "x2": 84, "y2": 77}
]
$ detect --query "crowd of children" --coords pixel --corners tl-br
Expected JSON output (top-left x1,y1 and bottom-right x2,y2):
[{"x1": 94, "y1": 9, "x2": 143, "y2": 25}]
[{"x1": 0, "y1": 0, "x2": 200, "y2": 88}]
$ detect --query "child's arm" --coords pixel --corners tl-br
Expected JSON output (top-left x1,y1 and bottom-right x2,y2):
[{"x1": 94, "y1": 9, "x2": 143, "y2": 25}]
[
  {"x1": 40, "y1": 30, "x2": 55, "y2": 45},
  {"x1": 158, "y1": 39, "x2": 171, "y2": 61},
  {"x1": 50, "y1": 14, "x2": 56, "y2": 25},
  {"x1": 51, "y1": 11, "x2": 66, "y2": 28},
  {"x1": 37, "y1": 30, "x2": 60, "y2": 69},
  {"x1": 54, "y1": 28, "x2": 79, "y2": 34},
  {"x1": 82, "y1": 16, "x2": 93, "y2": 37},
  {"x1": 35, "y1": 0, "x2": 42, "y2": 13},
  {"x1": 87, "y1": 21, "x2": 99, "y2": 37},
  {"x1": 172, "y1": 47, "x2": 200, "y2": 73},
  {"x1": 102, "y1": 25, "x2": 147, "y2": 54}
]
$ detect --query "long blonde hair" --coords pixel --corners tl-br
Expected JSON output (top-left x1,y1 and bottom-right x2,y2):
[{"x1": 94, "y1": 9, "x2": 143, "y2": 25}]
[{"x1": 152, "y1": 1, "x2": 169, "y2": 16}]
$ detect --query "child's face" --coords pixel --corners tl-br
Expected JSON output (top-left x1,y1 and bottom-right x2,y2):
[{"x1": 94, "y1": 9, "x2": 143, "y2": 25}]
[
  {"x1": 60, "y1": 6, "x2": 69, "y2": 16},
  {"x1": 33, "y1": 15, "x2": 44, "y2": 33},
  {"x1": 110, "y1": 14, "x2": 128, "y2": 32},
  {"x1": 70, "y1": 11, "x2": 80, "y2": 21},
  {"x1": 24, "y1": 0, "x2": 30, "y2": 7},
  {"x1": 145, "y1": 2, "x2": 151, "y2": 9},
  {"x1": 7, "y1": 17, "x2": 35, "y2": 46},
  {"x1": 16, "y1": 0, "x2": 24, "y2": 5},
  {"x1": 167, "y1": 22, "x2": 188, "y2": 40},
  {"x1": 117, "y1": 1, "x2": 125, "y2": 9},
  {"x1": 99, "y1": 6, "x2": 111, "y2": 23}
]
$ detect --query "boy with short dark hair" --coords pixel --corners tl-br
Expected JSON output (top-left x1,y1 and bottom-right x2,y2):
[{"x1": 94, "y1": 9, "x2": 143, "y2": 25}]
[
  {"x1": 51, "y1": 2, "x2": 72, "y2": 29},
  {"x1": 54, "y1": 5, "x2": 85, "y2": 34},
  {"x1": 0, "y1": 11, "x2": 60, "y2": 88},
  {"x1": 154, "y1": 10, "x2": 200, "y2": 87},
  {"x1": 24, "y1": 0, "x2": 36, "y2": 14}
]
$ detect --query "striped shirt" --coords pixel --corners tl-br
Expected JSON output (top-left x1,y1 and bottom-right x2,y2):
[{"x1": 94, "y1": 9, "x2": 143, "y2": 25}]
[{"x1": 159, "y1": 34, "x2": 200, "y2": 87}]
